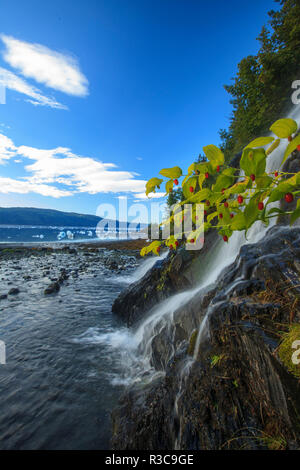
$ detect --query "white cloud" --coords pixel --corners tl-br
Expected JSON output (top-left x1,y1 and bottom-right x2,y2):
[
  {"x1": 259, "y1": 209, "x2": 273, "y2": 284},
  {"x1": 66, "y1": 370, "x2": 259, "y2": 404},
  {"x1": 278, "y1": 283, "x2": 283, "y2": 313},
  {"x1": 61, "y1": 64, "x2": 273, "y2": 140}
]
[
  {"x1": 1, "y1": 35, "x2": 88, "y2": 97},
  {"x1": 0, "y1": 67, "x2": 67, "y2": 109},
  {"x1": 0, "y1": 132, "x2": 16, "y2": 163},
  {"x1": 0, "y1": 133, "x2": 153, "y2": 199},
  {"x1": 134, "y1": 192, "x2": 165, "y2": 200},
  {"x1": 0, "y1": 176, "x2": 72, "y2": 198}
]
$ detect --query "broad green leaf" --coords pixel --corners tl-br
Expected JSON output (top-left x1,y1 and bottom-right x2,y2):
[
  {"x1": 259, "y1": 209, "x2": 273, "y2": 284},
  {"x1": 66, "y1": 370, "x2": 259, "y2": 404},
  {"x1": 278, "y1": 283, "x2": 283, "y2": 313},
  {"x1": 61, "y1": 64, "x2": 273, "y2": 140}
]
[
  {"x1": 268, "y1": 189, "x2": 286, "y2": 204},
  {"x1": 290, "y1": 199, "x2": 300, "y2": 225},
  {"x1": 165, "y1": 179, "x2": 174, "y2": 194},
  {"x1": 245, "y1": 136, "x2": 274, "y2": 148},
  {"x1": 282, "y1": 134, "x2": 300, "y2": 164},
  {"x1": 159, "y1": 166, "x2": 182, "y2": 179},
  {"x1": 270, "y1": 118, "x2": 298, "y2": 139},
  {"x1": 266, "y1": 139, "x2": 280, "y2": 156},
  {"x1": 203, "y1": 145, "x2": 224, "y2": 167},
  {"x1": 198, "y1": 173, "x2": 205, "y2": 189},
  {"x1": 182, "y1": 176, "x2": 198, "y2": 199},
  {"x1": 267, "y1": 207, "x2": 285, "y2": 216},
  {"x1": 146, "y1": 177, "x2": 163, "y2": 196},
  {"x1": 230, "y1": 212, "x2": 246, "y2": 231},
  {"x1": 240, "y1": 148, "x2": 266, "y2": 177},
  {"x1": 244, "y1": 194, "x2": 260, "y2": 229},
  {"x1": 255, "y1": 175, "x2": 273, "y2": 189},
  {"x1": 213, "y1": 173, "x2": 236, "y2": 193}
]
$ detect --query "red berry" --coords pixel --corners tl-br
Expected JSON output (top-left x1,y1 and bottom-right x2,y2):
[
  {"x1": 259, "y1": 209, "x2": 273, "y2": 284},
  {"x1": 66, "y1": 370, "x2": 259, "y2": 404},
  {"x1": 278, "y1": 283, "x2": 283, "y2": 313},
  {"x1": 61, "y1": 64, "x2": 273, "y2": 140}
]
[
  {"x1": 258, "y1": 202, "x2": 264, "y2": 211},
  {"x1": 174, "y1": 179, "x2": 178, "y2": 186},
  {"x1": 274, "y1": 171, "x2": 279, "y2": 177},
  {"x1": 205, "y1": 172, "x2": 209, "y2": 179},
  {"x1": 204, "y1": 210, "x2": 207, "y2": 216},
  {"x1": 237, "y1": 195, "x2": 243, "y2": 204},
  {"x1": 250, "y1": 174, "x2": 255, "y2": 182},
  {"x1": 223, "y1": 235, "x2": 228, "y2": 242},
  {"x1": 297, "y1": 145, "x2": 300, "y2": 151},
  {"x1": 230, "y1": 213, "x2": 234, "y2": 219},
  {"x1": 288, "y1": 136, "x2": 293, "y2": 142},
  {"x1": 216, "y1": 166, "x2": 220, "y2": 173},
  {"x1": 190, "y1": 239, "x2": 195, "y2": 244},
  {"x1": 175, "y1": 240, "x2": 179, "y2": 247},
  {"x1": 206, "y1": 200, "x2": 210, "y2": 207},
  {"x1": 189, "y1": 186, "x2": 194, "y2": 193},
  {"x1": 219, "y1": 213, "x2": 223, "y2": 219},
  {"x1": 285, "y1": 193, "x2": 294, "y2": 203},
  {"x1": 224, "y1": 202, "x2": 229, "y2": 208}
]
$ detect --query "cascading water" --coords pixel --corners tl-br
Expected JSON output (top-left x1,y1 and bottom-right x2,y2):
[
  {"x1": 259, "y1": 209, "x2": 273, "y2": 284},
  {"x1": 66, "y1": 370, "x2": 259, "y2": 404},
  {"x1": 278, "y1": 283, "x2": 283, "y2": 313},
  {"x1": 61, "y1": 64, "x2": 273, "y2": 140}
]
[
  {"x1": 126, "y1": 104, "x2": 300, "y2": 382},
  {"x1": 86, "y1": 105, "x2": 300, "y2": 389}
]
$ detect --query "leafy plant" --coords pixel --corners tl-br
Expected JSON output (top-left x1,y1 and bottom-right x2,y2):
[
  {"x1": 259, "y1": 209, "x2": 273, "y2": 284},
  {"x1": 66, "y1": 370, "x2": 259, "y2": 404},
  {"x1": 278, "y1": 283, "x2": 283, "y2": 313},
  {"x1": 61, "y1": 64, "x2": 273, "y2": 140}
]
[{"x1": 141, "y1": 118, "x2": 300, "y2": 256}]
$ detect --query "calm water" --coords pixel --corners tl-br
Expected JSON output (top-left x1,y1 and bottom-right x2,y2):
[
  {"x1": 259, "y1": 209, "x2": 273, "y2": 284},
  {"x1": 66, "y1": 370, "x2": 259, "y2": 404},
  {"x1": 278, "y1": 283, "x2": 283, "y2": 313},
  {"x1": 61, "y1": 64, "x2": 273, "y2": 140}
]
[{"x1": 0, "y1": 249, "x2": 139, "y2": 449}]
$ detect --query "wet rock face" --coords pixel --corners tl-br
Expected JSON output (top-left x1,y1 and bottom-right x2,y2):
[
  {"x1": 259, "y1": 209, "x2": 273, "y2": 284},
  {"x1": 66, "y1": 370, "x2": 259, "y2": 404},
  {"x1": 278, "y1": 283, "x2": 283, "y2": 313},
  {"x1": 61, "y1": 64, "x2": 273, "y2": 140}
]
[
  {"x1": 112, "y1": 226, "x2": 300, "y2": 450},
  {"x1": 112, "y1": 230, "x2": 219, "y2": 327}
]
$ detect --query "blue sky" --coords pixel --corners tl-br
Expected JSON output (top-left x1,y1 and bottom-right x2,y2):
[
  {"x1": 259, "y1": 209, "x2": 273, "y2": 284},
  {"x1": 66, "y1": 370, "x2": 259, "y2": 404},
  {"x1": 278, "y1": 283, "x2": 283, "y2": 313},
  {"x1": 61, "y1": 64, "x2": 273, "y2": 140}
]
[{"x1": 0, "y1": 0, "x2": 278, "y2": 219}]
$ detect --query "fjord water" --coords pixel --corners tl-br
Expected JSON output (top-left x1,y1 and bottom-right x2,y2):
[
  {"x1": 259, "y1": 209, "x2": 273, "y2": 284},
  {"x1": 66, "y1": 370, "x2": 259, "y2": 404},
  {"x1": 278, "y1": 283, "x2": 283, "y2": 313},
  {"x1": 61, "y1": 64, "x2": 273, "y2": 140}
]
[{"x1": 0, "y1": 249, "x2": 145, "y2": 450}]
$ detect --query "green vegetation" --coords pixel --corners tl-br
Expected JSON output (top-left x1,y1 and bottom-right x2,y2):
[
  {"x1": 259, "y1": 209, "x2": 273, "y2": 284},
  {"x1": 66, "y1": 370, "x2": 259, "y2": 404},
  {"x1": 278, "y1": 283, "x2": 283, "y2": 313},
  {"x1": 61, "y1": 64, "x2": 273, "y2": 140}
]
[
  {"x1": 278, "y1": 324, "x2": 300, "y2": 379},
  {"x1": 188, "y1": 330, "x2": 198, "y2": 356},
  {"x1": 142, "y1": 117, "x2": 300, "y2": 256},
  {"x1": 220, "y1": 0, "x2": 300, "y2": 160}
]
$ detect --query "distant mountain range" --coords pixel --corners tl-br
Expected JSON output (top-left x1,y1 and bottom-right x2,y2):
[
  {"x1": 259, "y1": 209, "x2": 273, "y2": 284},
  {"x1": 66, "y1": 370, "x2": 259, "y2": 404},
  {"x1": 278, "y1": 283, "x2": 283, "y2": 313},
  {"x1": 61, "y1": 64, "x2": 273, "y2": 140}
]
[
  {"x1": 0, "y1": 207, "x2": 147, "y2": 230},
  {"x1": 0, "y1": 207, "x2": 105, "y2": 227}
]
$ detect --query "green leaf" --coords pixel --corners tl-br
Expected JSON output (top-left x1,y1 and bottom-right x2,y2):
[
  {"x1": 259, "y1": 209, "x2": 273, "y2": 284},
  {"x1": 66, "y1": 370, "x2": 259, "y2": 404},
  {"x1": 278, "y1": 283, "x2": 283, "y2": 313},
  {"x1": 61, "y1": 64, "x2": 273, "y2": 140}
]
[
  {"x1": 270, "y1": 118, "x2": 298, "y2": 139},
  {"x1": 165, "y1": 179, "x2": 174, "y2": 194},
  {"x1": 244, "y1": 194, "x2": 260, "y2": 229},
  {"x1": 230, "y1": 212, "x2": 246, "y2": 231},
  {"x1": 240, "y1": 148, "x2": 266, "y2": 177},
  {"x1": 282, "y1": 134, "x2": 300, "y2": 164},
  {"x1": 267, "y1": 207, "x2": 285, "y2": 216},
  {"x1": 182, "y1": 176, "x2": 198, "y2": 199},
  {"x1": 290, "y1": 200, "x2": 300, "y2": 225},
  {"x1": 159, "y1": 166, "x2": 182, "y2": 179},
  {"x1": 203, "y1": 145, "x2": 224, "y2": 167},
  {"x1": 268, "y1": 189, "x2": 286, "y2": 204},
  {"x1": 146, "y1": 177, "x2": 164, "y2": 196},
  {"x1": 256, "y1": 175, "x2": 273, "y2": 189},
  {"x1": 266, "y1": 139, "x2": 280, "y2": 156},
  {"x1": 213, "y1": 172, "x2": 235, "y2": 193},
  {"x1": 245, "y1": 136, "x2": 274, "y2": 148}
]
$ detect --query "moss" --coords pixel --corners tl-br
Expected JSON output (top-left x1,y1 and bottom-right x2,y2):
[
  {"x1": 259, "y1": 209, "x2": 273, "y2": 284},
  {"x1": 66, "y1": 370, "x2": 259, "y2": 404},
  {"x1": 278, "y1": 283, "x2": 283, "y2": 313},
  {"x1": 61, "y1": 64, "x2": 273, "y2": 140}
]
[
  {"x1": 278, "y1": 324, "x2": 300, "y2": 379},
  {"x1": 210, "y1": 354, "x2": 224, "y2": 368},
  {"x1": 260, "y1": 435, "x2": 287, "y2": 451},
  {"x1": 187, "y1": 330, "x2": 198, "y2": 356},
  {"x1": 156, "y1": 261, "x2": 172, "y2": 291}
]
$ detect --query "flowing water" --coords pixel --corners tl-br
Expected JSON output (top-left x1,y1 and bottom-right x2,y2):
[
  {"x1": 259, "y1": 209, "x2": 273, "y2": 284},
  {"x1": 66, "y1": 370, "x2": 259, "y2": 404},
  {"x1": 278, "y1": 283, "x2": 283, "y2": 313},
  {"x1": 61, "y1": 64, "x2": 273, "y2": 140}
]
[
  {"x1": 114, "y1": 104, "x2": 300, "y2": 382},
  {"x1": 0, "y1": 106, "x2": 299, "y2": 450},
  {"x1": 0, "y1": 248, "x2": 161, "y2": 450}
]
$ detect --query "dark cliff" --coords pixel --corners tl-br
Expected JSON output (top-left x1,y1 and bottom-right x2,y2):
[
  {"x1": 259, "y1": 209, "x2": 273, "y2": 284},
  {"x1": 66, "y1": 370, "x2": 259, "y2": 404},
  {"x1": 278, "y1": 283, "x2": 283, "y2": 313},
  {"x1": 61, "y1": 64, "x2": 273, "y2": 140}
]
[{"x1": 111, "y1": 226, "x2": 300, "y2": 450}]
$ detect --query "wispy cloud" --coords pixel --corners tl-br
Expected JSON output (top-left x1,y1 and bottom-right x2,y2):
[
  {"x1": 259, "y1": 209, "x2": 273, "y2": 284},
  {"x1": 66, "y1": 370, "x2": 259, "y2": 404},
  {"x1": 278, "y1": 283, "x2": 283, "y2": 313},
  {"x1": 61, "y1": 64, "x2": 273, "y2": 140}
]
[
  {"x1": 0, "y1": 133, "x2": 164, "y2": 200},
  {"x1": 0, "y1": 67, "x2": 67, "y2": 109},
  {"x1": 1, "y1": 35, "x2": 88, "y2": 97}
]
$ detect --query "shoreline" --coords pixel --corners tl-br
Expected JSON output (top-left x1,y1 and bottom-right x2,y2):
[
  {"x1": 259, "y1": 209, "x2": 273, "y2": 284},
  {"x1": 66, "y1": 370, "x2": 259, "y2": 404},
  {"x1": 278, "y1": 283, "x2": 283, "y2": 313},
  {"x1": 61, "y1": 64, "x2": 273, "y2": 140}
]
[{"x1": 0, "y1": 238, "x2": 149, "y2": 253}]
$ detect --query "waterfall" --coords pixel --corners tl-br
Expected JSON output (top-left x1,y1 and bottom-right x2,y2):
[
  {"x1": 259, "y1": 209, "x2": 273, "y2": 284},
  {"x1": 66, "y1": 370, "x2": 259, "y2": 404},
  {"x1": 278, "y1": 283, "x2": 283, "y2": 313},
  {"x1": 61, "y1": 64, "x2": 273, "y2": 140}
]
[{"x1": 129, "y1": 104, "x2": 300, "y2": 378}]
